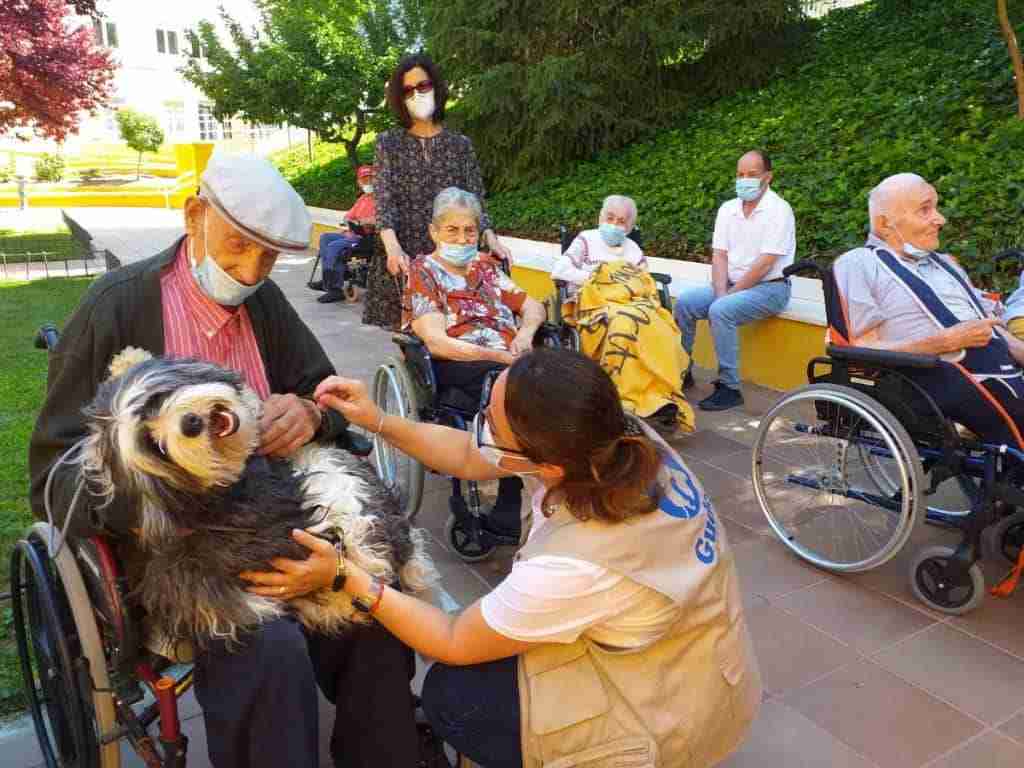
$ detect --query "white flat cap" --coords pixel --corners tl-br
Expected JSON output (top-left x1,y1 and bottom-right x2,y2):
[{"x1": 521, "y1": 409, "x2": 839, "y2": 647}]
[{"x1": 199, "y1": 153, "x2": 312, "y2": 253}]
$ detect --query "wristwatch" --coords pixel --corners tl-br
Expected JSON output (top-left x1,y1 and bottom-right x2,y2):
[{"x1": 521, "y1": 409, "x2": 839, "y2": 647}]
[{"x1": 352, "y1": 577, "x2": 384, "y2": 615}]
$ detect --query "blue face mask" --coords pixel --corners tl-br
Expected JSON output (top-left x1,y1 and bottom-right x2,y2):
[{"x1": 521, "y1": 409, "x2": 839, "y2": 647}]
[
  {"x1": 599, "y1": 222, "x2": 627, "y2": 247},
  {"x1": 438, "y1": 242, "x2": 478, "y2": 267},
  {"x1": 190, "y1": 217, "x2": 266, "y2": 306},
  {"x1": 736, "y1": 177, "x2": 763, "y2": 202}
]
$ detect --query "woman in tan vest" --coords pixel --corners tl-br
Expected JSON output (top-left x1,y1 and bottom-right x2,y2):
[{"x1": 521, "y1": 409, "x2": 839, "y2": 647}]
[{"x1": 244, "y1": 349, "x2": 761, "y2": 768}]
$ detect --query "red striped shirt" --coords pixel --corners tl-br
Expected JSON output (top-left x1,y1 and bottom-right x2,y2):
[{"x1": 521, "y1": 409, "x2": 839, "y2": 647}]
[{"x1": 160, "y1": 240, "x2": 271, "y2": 399}]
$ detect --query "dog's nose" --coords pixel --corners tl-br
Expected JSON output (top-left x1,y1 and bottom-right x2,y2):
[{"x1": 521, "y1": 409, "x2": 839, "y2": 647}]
[{"x1": 181, "y1": 413, "x2": 205, "y2": 438}]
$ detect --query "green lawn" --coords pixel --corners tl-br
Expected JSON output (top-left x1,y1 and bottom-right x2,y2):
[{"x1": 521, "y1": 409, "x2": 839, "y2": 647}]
[
  {"x1": 0, "y1": 276, "x2": 93, "y2": 718},
  {"x1": 0, "y1": 230, "x2": 79, "y2": 266}
]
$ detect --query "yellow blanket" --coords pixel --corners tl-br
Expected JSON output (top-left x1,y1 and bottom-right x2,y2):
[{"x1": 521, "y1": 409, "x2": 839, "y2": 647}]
[{"x1": 575, "y1": 261, "x2": 695, "y2": 432}]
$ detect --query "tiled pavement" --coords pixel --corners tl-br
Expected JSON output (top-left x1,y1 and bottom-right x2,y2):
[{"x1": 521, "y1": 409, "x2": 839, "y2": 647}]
[{"x1": 4, "y1": 222, "x2": 1024, "y2": 766}]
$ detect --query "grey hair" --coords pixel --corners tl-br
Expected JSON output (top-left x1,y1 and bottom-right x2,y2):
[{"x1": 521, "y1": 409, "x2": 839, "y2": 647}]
[
  {"x1": 432, "y1": 187, "x2": 483, "y2": 224},
  {"x1": 868, "y1": 173, "x2": 928, "y2": 231},
  {"x1": 600, "y1": 195, "x2": 638, "y2": 232}
]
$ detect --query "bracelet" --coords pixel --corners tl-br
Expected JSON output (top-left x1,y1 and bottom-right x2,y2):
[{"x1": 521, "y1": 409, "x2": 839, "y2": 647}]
[{"x1": 331, "y1": 537, "x2": 347, "y2": 592}]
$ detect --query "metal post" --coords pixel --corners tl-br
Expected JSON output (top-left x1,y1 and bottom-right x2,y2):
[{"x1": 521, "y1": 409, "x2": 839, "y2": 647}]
[{"x1": 16, "y1": 176, "x2": 27, "y2": 210}]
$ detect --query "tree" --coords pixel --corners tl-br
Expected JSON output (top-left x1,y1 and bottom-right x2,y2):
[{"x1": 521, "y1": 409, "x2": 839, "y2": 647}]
[
  {"x1": 115, "y1": 109, "x2": 165, "y2": 180},
  {"x1": 423, "y1": 0, "x2": 810, "y2": 190},
  {"x1": 0, "y1": 0, "x2": 116, "y2": 141},
  {"x1": 183, "y1": 0, "x2": 423, "y2": 172},
  {"x1": 997, "y1": 0, "x2": 1024, "y2": 118}
]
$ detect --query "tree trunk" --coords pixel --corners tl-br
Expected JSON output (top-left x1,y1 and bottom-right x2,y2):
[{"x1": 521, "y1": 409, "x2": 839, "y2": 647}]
[
  {"x1": 137, "y1": 150, "x2": 142, "y2": 180},
  {"x1": 346, "y1": 110, "x2": 367, "y2": 173},
  {"x1": 998, "y1": 0, "x2": 1024, "y2": 118}
]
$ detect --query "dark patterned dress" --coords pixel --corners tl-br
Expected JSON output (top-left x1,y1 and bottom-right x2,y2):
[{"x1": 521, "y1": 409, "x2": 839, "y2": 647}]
[{"x1": 362, "y1": 128, "x2": 494, "y2": 329}]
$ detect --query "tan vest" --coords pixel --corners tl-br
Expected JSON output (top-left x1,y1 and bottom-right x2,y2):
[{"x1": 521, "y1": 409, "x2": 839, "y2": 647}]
[{"x1": 516, "y1": 446, "x2": 762, "y2": 767}]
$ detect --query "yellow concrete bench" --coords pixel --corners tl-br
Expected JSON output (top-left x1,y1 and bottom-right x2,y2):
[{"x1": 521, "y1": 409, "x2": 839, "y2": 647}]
[{"x1": 503, "y1": 235, "x2": 826, "y2": 392}]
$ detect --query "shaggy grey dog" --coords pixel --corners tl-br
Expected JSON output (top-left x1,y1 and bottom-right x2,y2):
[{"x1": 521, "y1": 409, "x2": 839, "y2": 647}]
[{"x1": 79, "y1": 348, "x2": 436, "y2": 647}]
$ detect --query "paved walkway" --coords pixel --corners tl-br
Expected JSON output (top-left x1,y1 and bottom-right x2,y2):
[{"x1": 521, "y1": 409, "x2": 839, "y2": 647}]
[{"x1": 4, "y1": 221, "x2": 1024, "y2": 767}]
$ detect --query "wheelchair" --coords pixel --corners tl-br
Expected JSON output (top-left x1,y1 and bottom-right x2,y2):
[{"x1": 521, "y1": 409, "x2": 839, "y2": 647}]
[
  {"x1": 372, "y1": 255, "x2": 565, "y2": 562},
  {"x1": 308, "y1": 222, "x2": 376, "y2": 300},
  {"x1": 547, "y1": 225, "x2": 674, "y2": 350},
  {"x1": 750, "y1": 256, "x2": 1024, "y2": 615}
]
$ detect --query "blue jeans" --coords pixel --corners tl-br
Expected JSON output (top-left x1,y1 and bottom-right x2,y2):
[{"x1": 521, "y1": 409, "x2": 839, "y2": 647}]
[
  {"x1": 673, "y1": 281, "x2": 791, "y2": 390},
  {"x1": 319, "y1": 232, "x2": 361, "y2": 289},
  {"x1": 421, "y1": 657, "x2": 521, "y2": 768}
]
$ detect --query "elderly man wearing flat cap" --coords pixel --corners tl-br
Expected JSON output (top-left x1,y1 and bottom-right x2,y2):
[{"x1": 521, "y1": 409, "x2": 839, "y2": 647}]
[{"x1": 29, "y1": 154, "x2": 422, "y2": 768}]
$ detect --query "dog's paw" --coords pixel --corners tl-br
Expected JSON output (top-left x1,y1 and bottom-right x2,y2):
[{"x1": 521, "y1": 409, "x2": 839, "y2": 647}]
[{"x1": 108, "y1": 347, "x2": 154, "y2": 380}]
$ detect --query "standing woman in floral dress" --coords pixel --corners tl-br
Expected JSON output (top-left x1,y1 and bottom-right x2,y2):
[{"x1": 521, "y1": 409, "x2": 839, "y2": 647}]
[{"x1": 363, "y1": 53, "x2": 512, "y2": 329}]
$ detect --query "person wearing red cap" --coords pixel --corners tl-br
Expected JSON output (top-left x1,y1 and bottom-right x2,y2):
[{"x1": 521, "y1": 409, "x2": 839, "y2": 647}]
[{"x1": 310, "y1": 165, "x2": 378, "y2": 303}]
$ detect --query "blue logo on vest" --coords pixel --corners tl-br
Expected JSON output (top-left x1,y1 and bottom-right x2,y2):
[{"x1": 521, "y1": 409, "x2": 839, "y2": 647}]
[{"x1": 658, "y1": 452, "x2": 702, "y2": 520}]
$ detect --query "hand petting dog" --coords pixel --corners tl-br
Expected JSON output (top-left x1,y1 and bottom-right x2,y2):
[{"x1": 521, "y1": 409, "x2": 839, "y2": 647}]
[{"x1": 258, "y1": 393, "x2": 322, "y2": 457}]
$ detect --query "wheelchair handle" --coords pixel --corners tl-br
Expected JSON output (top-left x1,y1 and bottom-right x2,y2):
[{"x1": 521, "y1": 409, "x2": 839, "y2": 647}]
[
  {"x1": 783, "y1": 260, "x2": 824, "y2": 280},
  {"x1": 35, "y1": 323, "x2": 60, "y2": 351},
  {"x1": 993, "y1": 248, "x2": 1024, "y2": 269}
]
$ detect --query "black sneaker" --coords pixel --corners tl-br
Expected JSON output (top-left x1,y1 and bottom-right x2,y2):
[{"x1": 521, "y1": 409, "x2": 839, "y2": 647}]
[
  {"x1": 698, "y1": 382, "x2": 744, "y2": 412},
  {"x1": 317, "y1": 290, "x2": 345, "y2": 303},
  {"x1": 683, "y1": 370, "x2": 696, "y2": 390}
]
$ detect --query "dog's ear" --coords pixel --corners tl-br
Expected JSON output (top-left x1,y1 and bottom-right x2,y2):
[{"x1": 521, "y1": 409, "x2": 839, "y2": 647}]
[{"x1": 107, "y1": 347, "x2": 154, "y2": 381}]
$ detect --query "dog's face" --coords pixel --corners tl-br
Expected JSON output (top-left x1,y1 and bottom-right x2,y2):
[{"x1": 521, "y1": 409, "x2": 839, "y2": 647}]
[{"x1": 84, "y1": 357, "x2": 263, "y2": 507}]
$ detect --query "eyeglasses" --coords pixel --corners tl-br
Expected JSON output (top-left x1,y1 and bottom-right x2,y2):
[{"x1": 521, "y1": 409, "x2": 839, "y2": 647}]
[
  {"x1": 402, "y1": 79, "x2": 433, "y2": 98},
  {"x1": 472, "y1": 408, "x2": 531, "y2": 461}
]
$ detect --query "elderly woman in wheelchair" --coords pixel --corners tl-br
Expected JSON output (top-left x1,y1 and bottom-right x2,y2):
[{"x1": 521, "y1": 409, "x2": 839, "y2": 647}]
[
  {"x1": 550, "y1": 194, "x2": 694, "y2": 436},
  {"x1": 374, "y1": 187, "x2": 550, "y2": 559},
  {"x1": 751, "y1": 173, "x2": 1024, "y2": 616}
]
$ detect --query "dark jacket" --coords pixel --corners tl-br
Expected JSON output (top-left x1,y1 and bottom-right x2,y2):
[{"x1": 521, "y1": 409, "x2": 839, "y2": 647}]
[{"x1": 28, "y1": 237, "x2": 349, "y2": 538}]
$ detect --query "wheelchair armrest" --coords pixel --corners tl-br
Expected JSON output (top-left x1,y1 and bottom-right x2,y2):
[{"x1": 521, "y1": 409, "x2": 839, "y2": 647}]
[
  {"x1": 391, "y1": 333, "x2": 438, "y2": 399},
  {"x1": 826, "y1": 344, "x2": 940, "y2": 369},
  {"x1": 650, "y1": 272, "x2": 672, "y2": 285}
]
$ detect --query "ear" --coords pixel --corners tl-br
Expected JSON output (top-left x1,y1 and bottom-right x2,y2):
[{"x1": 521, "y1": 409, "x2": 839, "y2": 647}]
[
  {"x1": 107, "y1": 347, "x2": 153, "y2": 380},
  {"x1": 428, "y1": 222, "x2": 440, "y2": 247},
  {"x1": 183, "y1": 196, "x2": 205, "y2": 239}
]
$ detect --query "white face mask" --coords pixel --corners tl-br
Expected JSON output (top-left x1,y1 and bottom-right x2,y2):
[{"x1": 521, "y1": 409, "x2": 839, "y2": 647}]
[
  {"x1": 190, "y1": 215, "x2": 266, "y2": 307},
  {"x1": 361, "y1": 184, "x2": 374, "y2": 194},
  {"x1": 405, "y1": 89, "x2": 436, "y2": 122},
  {"x1": 895, "y1": 225, "x2": 932, "y2": 261},
  {"x1": 472, "y1": 413, "x2": 540, "y2": 476}
]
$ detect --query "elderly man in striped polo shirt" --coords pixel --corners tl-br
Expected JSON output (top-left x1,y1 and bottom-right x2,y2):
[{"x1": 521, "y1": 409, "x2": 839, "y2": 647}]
[{"x1": 29, "y1": 154, "x2": 420, "y2": 768}]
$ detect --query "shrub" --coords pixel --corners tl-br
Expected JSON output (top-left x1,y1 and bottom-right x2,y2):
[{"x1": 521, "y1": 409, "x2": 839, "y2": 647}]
[
  {"x1": 272, "y1": 140, "x2": 375, "y2": 211},
  {"x1": 481, "y1": 0, "x2": 1024, "y2": 287},
  {"x1": 34, "y1": 153, "x2": 65, "y2": 182}
]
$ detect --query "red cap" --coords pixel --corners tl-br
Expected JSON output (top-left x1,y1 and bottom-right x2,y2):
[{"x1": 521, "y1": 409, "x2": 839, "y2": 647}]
[{"x1": 356, "y1": 165, "x2": 377, "y2": 180}]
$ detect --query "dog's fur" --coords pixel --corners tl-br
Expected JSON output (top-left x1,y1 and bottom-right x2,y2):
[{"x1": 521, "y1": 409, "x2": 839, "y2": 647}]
[{"x1": 80, "y1": 348, "x2": 436, "y2": 646}]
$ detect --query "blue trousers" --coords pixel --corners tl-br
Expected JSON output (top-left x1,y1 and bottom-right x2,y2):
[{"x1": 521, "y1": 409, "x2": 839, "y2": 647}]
[
  {"x1": 422, "y1": 657, "x2": 522, "y2": 768},
  {"x1": 319, "y1": 232, "x2": 361, "y2": 290},
  {"x1": 673, "y1": 281, "x2": 791, "y2": 389}
]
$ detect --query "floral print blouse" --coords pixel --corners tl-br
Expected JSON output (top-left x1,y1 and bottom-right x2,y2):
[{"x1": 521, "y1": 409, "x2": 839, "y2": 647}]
[
  {"x1": 404, "y1": 254, "x2": 527, "y2": 351},
  {"x1": 374, "y1": 128, "x2": 493, "y2": 258}
]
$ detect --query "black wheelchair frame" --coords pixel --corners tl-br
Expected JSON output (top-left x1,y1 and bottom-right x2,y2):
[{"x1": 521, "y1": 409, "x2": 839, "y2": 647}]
[
  {"x1": 750, "y1": 254, "x2": 1024, "y2": 614},
  {"x1": 308, "y1": 222, "x2": 376, "y2": 299}
]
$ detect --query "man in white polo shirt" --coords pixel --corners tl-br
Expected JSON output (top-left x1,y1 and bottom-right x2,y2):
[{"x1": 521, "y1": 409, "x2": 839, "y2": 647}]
[{"x1": 674, "y1": 150, "x2": 796, "y2": 410}]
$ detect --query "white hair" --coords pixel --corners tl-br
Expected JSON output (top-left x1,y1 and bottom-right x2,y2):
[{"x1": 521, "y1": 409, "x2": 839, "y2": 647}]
[
  {"x1": 600, "y1": 195, "x2": 638, "y2": 231},
  {"x1": 868, "y1": 173, "x2": 928, "y2": 231},
  {"x1": 432, "y1": 187, "x2": 482, "y2": 224}
]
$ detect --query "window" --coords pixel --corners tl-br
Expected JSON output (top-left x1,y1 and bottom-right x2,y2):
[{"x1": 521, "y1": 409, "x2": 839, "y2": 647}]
[
  {"x1": 156, "y1": 28, "x2": 178, "y2": 55},
  {"x1": 164, "y1": 102, "x2": 185, "y2": 136},
  {"x1": 198, "y1": 104, "x2": 232, "y2": 141},
  {"x1": 93, "y1": 19, "x2": 118, "y2": 48}
]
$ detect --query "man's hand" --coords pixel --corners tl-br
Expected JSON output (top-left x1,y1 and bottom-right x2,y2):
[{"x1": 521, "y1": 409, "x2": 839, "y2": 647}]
[
  {"x1": 240, "y1": 529, "x2": 337, "y2": 600},
  {"x1": 259, "y1": 394, "x2": 320, "y2": 458},
  {"x1": 943, "y1": 318, "x2": 1001, "y2": 352}
]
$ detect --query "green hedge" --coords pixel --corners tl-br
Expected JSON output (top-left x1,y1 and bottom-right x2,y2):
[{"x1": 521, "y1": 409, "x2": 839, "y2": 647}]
[
  {"x1": 485, "y1": 0, "x2": 1024, "y2": 285},
  {"x1": 273, "y1": 140, "x2": 376, "y2": 212},
  {"x1": 277, "y1": 0, "x2": 1024, "y2": 288}
]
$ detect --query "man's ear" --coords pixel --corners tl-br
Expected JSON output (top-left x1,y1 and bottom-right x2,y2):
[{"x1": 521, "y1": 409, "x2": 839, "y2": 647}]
[{"x1": 183, "y1": 196, "x2": 205, "y2": 239}]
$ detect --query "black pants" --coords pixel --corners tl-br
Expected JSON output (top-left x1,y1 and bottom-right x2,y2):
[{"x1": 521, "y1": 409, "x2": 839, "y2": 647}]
[
  {"x1": 421, "y1": 657, "x2": 522, "y2": 768},
  {"x1": 193, "y1": 617, "x2": 418, "y2": 768},
  {"x1": 911, "y1": 366, "x2": 1024, "y2": 448},
  {"x1": 432, "y1": 359, "x2": 524, "y2": 529}
]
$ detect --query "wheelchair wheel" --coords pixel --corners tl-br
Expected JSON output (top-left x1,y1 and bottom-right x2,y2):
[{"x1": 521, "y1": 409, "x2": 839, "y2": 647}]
[
  {"x1": 11, "y1": 523, "x2": 120, "y2": 768},
  {"x1": 981, "y1": 510, "x2": 1024, "y2": 564},
  {"x1": 373, "y1": 357, "x2": 425, "y2": 521},
  {"x1": 909, "y1": 545, "x2": 985, "y2": 615},
  {"x1": 752, "y1": 384, "x2": 924, "y2": 573}
]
